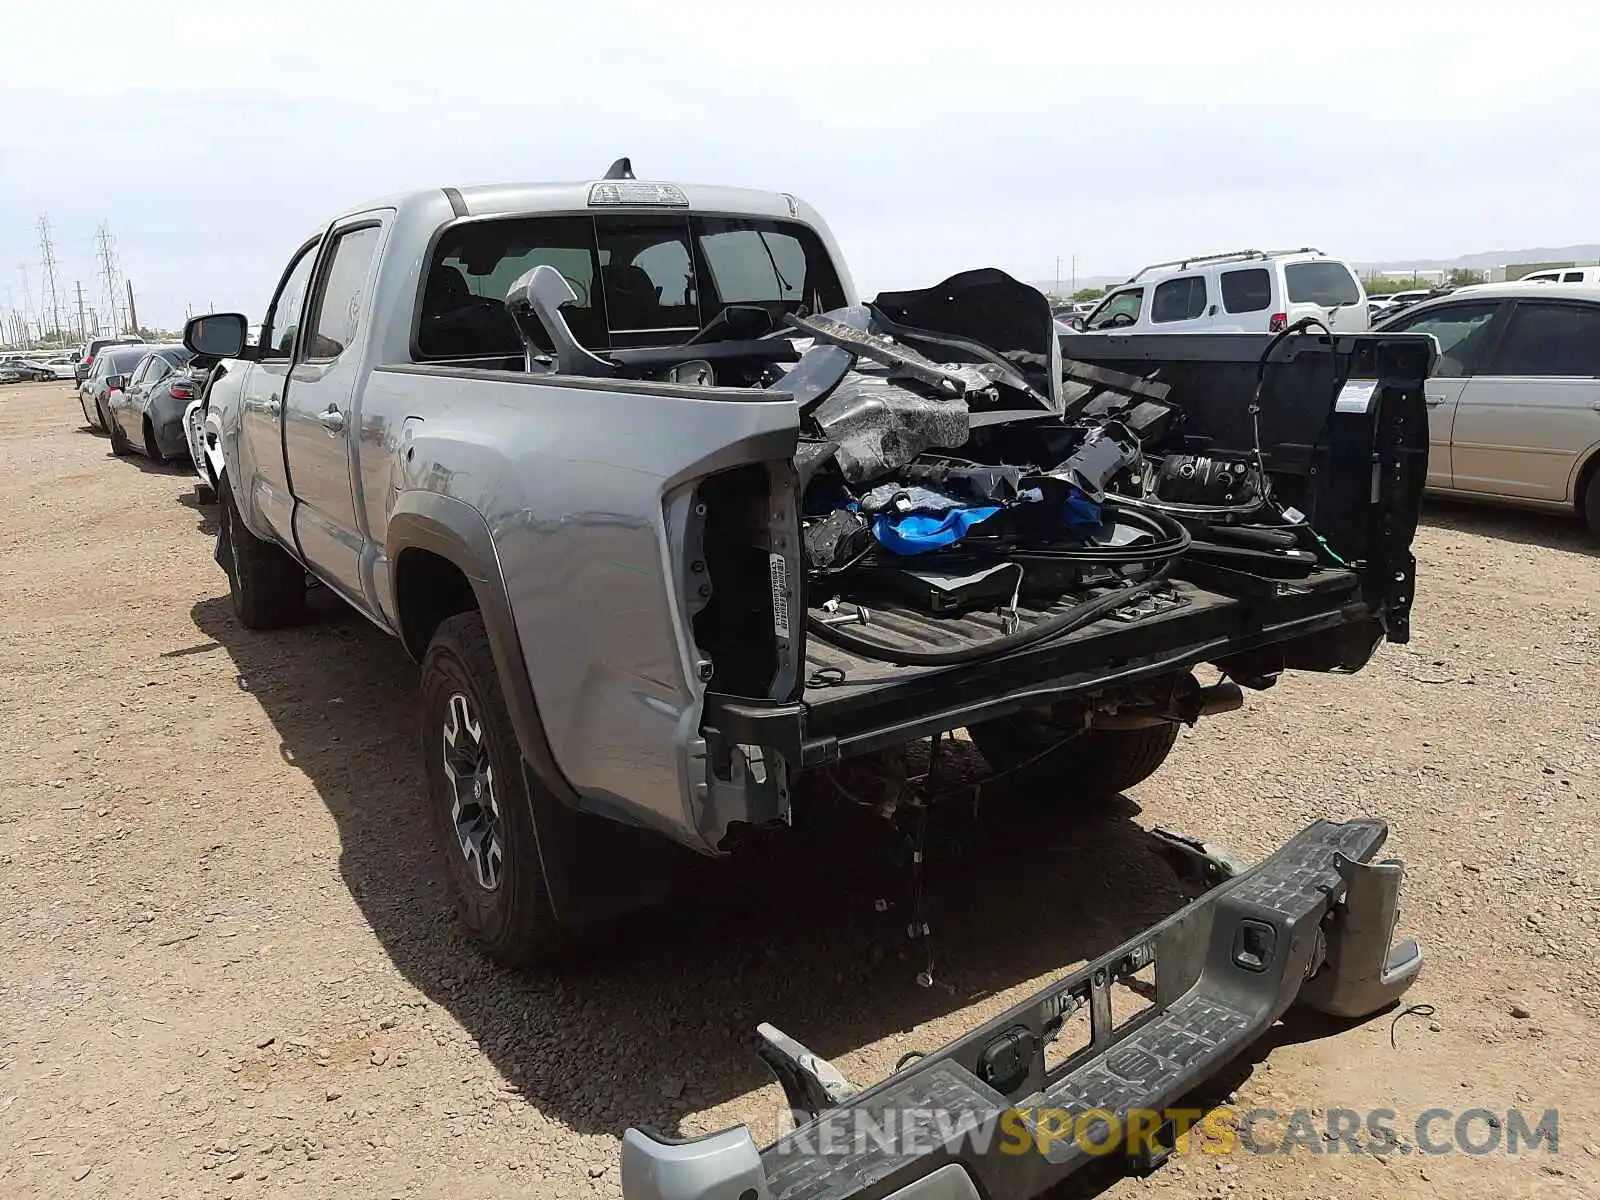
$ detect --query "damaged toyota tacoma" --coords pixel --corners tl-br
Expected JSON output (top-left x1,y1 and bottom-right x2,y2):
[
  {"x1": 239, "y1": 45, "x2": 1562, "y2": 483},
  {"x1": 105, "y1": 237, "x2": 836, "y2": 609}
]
[{"x1": 186, "y1": 162, "x2": 1428, "y2": 1198}]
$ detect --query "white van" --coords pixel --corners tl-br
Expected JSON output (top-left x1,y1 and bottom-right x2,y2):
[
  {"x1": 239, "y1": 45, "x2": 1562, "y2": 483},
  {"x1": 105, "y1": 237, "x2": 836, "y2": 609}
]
[
  {"x1": 1078, "y1": 248, "x2": 1369, "y2": 335},
  {"x1": 1521, "y1": 266, "x2": 1600, "y2": 285}
]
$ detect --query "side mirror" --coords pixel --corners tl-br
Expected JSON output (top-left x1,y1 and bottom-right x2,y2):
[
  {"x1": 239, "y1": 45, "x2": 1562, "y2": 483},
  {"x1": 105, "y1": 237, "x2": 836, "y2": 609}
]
[
  {"x1": 184, "y1": 312, "x2": 249, "y2": 359},
  {"x1": 106, "y1": 374, "x2": 126, "y2": 390},
  {"x1": 1068, "y1": 316, "x2": 1087, "y2": 332}
]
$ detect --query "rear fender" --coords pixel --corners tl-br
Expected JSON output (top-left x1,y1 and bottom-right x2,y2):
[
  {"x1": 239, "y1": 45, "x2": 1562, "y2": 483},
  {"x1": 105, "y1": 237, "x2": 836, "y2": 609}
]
[{"x1": 386, "y1": 491, "x2": 679, "y2": 925}]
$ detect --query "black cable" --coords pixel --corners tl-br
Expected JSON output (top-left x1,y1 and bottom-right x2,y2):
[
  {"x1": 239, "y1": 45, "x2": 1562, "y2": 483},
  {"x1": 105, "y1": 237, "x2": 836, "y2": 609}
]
[
  {"x1": 808, "y1": 560, "x2": 1173, "y2": 667},
  {"x1": 942, "y1": 505, "x2": 1191, "y2": 564}
]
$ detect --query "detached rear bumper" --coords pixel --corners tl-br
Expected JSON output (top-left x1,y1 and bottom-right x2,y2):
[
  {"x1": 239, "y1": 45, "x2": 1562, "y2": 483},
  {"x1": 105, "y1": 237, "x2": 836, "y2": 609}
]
[{"x1": 620, "y1": 818, "x2": 1421, "y2": 1200}]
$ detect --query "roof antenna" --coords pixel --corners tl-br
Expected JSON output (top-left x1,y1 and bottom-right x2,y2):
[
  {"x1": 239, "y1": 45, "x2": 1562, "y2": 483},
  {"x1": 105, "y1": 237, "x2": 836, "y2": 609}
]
[{"x1": 603, "y1": 157, "x2": 635, "y2": 181}]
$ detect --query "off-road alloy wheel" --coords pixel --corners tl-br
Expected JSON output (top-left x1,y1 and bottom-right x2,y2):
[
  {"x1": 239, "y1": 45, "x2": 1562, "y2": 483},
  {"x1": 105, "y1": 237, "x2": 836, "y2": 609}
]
[
  {"x1": 420, "y1": 611, "x2": 563, "y2": 965},
  {"x1": 218, "y1": 479, "x2": 306, "y2": 629},
  {"x1": 966, "y1": 715, "x2": 1181, "y2": 799}
]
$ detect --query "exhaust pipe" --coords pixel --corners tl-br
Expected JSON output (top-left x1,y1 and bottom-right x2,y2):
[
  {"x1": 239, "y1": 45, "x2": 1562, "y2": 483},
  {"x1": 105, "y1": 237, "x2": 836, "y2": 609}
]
[{"x1": 1094, "y1": 680, "x2": 1245, "y2": 729}]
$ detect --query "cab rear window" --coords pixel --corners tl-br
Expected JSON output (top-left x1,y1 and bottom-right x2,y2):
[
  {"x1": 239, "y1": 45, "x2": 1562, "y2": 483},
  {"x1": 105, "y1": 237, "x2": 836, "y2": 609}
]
[
  {"x1": 416, "y1": 213, "x2": 846, "y2": 359},
  {"x1": 1285, "y1": 262, "x2": 1360, "y2": 307}
]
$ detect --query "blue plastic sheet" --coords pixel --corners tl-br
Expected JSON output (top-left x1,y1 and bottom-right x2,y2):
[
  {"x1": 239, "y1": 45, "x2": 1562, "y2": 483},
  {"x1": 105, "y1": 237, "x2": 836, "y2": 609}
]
[{"x1": 871, "y1": 504, "x2": 1003, "y2": 556}]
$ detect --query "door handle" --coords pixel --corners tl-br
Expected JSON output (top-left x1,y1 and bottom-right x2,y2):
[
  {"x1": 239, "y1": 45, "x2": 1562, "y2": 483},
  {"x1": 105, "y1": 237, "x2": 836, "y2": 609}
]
[
  {"x1": 1424, "y1": 397, "x2": 1444, "y2": 407},
  {"x1": 318, "y1": 407, "x2": 347, "y2": 434}
]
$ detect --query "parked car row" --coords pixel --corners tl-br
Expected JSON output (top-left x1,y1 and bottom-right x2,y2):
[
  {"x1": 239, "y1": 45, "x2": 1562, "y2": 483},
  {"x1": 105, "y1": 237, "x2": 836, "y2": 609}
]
[
  {"x1": 74, "y1": 342, "x2": 223, "y2": 467},
  {"x1": 1, "y1": 354, "x2": 76, "y2": 383}
]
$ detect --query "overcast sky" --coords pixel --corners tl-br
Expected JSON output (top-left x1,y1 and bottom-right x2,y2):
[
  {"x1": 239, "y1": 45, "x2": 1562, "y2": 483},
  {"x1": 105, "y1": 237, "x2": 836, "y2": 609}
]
[{"x1": 3, "y1": 0, "x2": 1598, "y2": 332}]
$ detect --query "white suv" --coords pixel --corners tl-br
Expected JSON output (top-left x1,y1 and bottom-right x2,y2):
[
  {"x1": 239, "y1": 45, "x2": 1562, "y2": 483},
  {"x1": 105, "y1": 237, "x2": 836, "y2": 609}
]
[
  {"x1": 1078, "y1": 248, "x2": 1370, "y2": 335},
  {"x1": 1521, "y1": 266, "x2": 1600, "y2": 285}
]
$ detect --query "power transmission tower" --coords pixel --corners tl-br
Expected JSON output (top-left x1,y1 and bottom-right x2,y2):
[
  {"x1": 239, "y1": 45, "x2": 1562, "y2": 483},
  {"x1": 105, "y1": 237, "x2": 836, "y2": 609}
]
[
  {"x1": 17, "y1": 264, "x2": 37, "y2": 343},
  {"x1": 94, "y1": 222, "x2": 124, "y2": 334},
  {"x1": 125, "y1": 279, "x2": 140, "y2": 336},
  {"x1": 37, "y1": 214, "x2": 66, "y2": 341},
  {"x1": 74, "y1": 282, "x2": 88, "y2": 341}
]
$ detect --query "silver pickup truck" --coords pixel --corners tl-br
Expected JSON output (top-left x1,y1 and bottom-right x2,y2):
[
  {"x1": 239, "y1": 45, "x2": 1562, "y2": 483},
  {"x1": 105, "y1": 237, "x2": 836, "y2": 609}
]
[{"x1": 187, "y1": 163, "x2": 1429, "y2": 1199}]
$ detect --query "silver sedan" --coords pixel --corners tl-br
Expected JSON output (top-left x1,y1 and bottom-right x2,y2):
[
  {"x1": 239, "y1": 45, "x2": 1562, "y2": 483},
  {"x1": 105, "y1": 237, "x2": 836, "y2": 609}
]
[{"x1": 1375, "y1": 281, "x2": 1600, "y2": 537}]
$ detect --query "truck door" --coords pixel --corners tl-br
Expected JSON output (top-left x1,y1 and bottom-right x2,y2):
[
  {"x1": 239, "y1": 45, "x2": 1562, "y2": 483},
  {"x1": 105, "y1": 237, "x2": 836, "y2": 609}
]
[
  {"x1": 282, "y1": 214, "x2": 389, "y2": 605},
  {"x1": 240, "y1": 239, "x2": 321, "y2": 542}
]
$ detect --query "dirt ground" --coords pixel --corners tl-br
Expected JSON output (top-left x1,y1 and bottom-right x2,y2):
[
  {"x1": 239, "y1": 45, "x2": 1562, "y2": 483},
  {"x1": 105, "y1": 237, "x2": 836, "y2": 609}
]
[{"x1": 1, "y1": 379, "x2": 1596, "y2": 1200}]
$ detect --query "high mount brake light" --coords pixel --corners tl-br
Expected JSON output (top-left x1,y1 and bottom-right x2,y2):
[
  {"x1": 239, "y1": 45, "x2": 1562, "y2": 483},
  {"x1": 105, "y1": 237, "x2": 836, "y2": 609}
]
[{"x1": 587, "y1": 181, "x2": 689, "y2": 207}]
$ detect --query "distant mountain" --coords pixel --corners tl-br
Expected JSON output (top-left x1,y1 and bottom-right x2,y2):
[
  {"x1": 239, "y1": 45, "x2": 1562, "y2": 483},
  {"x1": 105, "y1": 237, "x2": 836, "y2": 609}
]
[{"x1": 1353, "y1": 246, "x2": 1600, "y2": 273}]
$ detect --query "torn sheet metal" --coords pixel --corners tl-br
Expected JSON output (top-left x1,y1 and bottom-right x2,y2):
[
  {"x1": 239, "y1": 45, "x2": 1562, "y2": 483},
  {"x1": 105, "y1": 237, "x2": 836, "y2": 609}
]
[{"x1": 810, "y1": 373, "x2": 970, "y2": 484}]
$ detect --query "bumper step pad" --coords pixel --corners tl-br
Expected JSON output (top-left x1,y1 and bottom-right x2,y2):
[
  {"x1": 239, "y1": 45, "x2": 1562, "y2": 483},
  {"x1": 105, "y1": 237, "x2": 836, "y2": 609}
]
[{"x1": 622, "y1": 818, "x2": 1421, "y2": 1200}]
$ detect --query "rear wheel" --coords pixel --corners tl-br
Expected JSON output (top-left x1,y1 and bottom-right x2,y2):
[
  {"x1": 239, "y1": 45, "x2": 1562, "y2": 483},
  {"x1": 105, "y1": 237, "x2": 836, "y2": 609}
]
[
  {"x1": 966, "y1": 715, "x2": 1181, "y2": 800},
  {"x1": 141, "y1": 415, "x2": 162, "y2": 460},
  {"x1": 104, "y1": 406, "x2": 129, "y2": 455},
  {"x1": 420, "y1": 611, "x2": 564, "y2": 965},
  {"x1": 1582, "y1": 467, "x2": 1600, "y2": 540},
  {"x1": 219, "y1": 478, "x2": 306, "y2": 629}
]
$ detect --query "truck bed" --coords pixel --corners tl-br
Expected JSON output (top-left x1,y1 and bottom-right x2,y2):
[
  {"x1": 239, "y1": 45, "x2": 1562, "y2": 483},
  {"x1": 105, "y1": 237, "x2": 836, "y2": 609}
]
[{"x1": 706, "y1": 565, "x2": 1367, "y2": 767}]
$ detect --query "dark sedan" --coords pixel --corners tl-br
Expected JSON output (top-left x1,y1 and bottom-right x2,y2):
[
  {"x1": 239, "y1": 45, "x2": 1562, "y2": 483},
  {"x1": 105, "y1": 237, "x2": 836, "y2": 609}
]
[{"x1": 105, "y1": 346, "x2": 199, "y2": 459}]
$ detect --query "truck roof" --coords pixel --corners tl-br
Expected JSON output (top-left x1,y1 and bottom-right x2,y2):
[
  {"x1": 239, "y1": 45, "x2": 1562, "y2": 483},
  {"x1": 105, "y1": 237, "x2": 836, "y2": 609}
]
[{"x1": 332, "y1": 179, "x2": 809, "y2": 226}]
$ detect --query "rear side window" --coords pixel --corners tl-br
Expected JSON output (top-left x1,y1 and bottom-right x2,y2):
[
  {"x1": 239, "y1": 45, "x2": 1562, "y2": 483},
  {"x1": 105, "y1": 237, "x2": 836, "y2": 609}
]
[
  {"x1": 1562, "y1": 271, "x2": 1585, "y2": 282},
  {"x1": 1221, "y1": 268, "x2": 1272, "y2": 313},
  {"x1": 1284, "y1": 261, "x2": 1361, "y2": 307},
  {"x1": 1150, "y1": 276, "x2": 1207, "y2": 323},
  {"x1": 1487, "y1": 303, "x2": 1600, "y2": 377},
  {"x1": 698, "y1": 219, "x2": 808, "y2": 303}
]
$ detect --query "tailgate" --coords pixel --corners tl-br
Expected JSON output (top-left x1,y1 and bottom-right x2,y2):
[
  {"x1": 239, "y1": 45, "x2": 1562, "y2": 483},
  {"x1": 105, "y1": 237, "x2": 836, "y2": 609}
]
[{"x1": 621, "y1": 818, "x2": 1421, "y2": 1200}]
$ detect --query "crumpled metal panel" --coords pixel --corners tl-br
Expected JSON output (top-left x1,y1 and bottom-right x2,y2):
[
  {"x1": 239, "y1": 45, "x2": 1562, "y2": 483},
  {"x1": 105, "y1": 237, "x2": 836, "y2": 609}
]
[{"x1": 811, "y1": 373, "x2": 969, "y2": 484}]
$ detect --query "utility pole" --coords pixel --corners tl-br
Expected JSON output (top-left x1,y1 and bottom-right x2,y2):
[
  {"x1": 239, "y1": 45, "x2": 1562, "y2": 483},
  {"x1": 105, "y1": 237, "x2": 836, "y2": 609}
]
[
  {"x1": 125, "y1": 279, "x2": 140, "y2": 336},
  {"x1": 37, "y1": 213, "x2": 66, "y2": 342},
  {"x1": 75, "y1": 281, "x2": 89, "y2": 343},
  {"x1": 1071, "y1": 255, "x2": 1078, "y2": 294},
  {"x1": 1054, "y1": 256, "x2": 1061, "y2": 296},
  {"x1": 95, "y1": 222, "x2": 123, "y2": 334}
]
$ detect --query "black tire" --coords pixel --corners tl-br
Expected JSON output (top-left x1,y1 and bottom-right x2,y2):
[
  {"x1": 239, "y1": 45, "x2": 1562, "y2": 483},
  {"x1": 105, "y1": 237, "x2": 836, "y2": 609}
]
[
  {"x1": 104, "y1": 405, "x2": 129, "y2": 455},
  {"x1": 1582, "y1": 467, "x2": 1600, "y2": 540},
  {"x1": 195, "y1": 481, "x2": 217, "y2": 505},
  {"x1": 142, "y1": 415, "x2": 162, "y2": 461},
  {"x1": 966, "y1": 716, "x2": 1181, "y2": 799},
  {"x1": 219, "y1": 479, "x2": 306, "y2": 629},
  {"x1": 420, "y1": 611, "x2": 564, "y2": 965}
]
